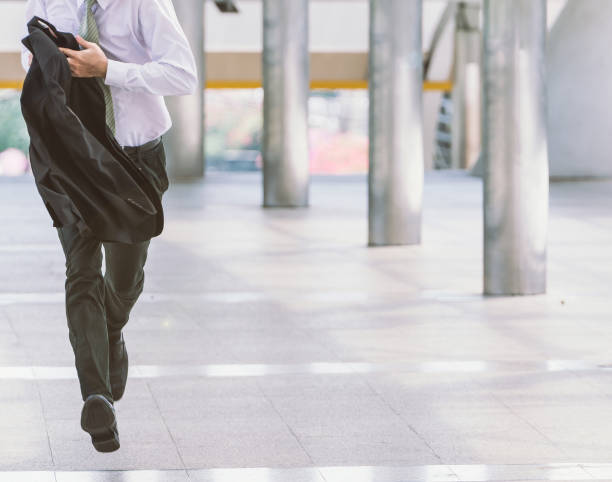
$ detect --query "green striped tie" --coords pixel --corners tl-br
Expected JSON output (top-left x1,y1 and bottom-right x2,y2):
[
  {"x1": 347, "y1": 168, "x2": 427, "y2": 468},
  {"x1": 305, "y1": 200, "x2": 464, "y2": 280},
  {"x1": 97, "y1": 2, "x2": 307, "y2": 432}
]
[{"x1": 79, "y1": 0, "x2": 116, "y2": 136}]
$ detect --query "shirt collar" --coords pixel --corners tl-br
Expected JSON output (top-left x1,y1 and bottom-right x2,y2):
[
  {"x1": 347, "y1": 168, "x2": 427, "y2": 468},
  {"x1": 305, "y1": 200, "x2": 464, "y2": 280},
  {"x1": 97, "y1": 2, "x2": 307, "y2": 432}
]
[{"x1": 77, "y1": 0, "x2": 110, "y2": 10}]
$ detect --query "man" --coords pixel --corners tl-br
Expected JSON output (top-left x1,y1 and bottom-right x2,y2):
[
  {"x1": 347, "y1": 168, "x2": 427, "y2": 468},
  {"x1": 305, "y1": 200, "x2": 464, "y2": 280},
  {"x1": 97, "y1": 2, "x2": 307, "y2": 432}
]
[{"x1": 21, "y1": 0, "x2": 197, "y2": 452}]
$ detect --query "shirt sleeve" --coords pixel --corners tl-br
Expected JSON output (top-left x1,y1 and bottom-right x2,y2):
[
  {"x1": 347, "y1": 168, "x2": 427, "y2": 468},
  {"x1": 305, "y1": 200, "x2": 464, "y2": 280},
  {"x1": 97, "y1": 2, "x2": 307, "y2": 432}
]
[
  {"x1": 21, "y1": 0, "x2": 47, "y2": 73},
  {"x1": 104, "y1": 0, "x2": 198, "y2": 96}
]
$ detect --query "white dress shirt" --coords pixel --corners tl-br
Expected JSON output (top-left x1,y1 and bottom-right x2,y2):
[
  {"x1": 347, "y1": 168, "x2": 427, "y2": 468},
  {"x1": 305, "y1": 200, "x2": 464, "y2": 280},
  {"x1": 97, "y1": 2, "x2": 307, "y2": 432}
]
[{"x1": 21, "y1": 0, "x2": 198, "y2": 147}]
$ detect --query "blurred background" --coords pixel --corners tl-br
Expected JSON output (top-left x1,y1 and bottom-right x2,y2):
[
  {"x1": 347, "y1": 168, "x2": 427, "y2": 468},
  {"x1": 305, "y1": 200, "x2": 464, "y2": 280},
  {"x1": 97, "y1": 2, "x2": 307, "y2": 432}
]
[{"x1": 0, "y1": 0, "x2": 568, "y2": 176}]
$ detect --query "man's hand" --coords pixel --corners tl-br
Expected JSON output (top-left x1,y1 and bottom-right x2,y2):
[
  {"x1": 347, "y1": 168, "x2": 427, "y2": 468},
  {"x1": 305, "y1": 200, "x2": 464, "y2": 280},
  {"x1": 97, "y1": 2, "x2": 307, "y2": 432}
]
[{"x1": 58, "y1": 35, "x2": 108, "y2": 79}]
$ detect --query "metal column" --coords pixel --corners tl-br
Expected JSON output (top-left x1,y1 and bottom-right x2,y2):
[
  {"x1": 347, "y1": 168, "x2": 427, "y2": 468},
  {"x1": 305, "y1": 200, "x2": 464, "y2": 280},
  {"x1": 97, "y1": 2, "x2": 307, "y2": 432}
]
[
  {"x1": 164, "y1": 0, "x2": 205, "y2": 179},
  {"x1": 483, "y1": 0, "x2": 549, "y2": 295},
  {"x1": 451, "y1": 2, "x2": 481, "y2": 170},
  {"x1": 262, "y1": 0, "x2": 310, "y2": 207},
  {"x1": 368, "y1": 0, "x2": 424, "y2": 246}
]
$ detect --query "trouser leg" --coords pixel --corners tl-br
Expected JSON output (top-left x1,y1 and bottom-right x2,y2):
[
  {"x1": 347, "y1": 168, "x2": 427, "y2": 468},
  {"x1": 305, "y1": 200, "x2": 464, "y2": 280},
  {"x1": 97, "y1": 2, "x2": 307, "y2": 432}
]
[
  {"x1": 103, "y1": 238, "x2": 151, "y2": 345},
  {"x1": 101, "y1": 136, "x2": 163, "y2": 343},
  {"x1": 56, "y1": 223, "x2": 112, "y2": 402}
]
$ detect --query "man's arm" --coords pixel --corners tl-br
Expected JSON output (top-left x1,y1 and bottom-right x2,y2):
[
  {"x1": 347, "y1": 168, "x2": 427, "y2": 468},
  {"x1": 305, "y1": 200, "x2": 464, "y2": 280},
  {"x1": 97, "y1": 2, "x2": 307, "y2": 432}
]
[
  {"x1": 21, "y1": 0, "x2": 46, "y2": 72},
  {"x1": 104, "y1": 0, "x2": 198, "y2": 96}
]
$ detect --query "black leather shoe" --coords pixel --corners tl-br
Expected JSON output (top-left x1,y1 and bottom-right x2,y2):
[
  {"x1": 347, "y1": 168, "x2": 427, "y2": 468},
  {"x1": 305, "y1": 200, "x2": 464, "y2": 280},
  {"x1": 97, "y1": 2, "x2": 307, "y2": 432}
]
[
  {"x1": 81, "y1": 394, "x2": 120, "y2": 452},
  {"x1": 110, "y1": 332, "x2": 128, "y2": 401}
]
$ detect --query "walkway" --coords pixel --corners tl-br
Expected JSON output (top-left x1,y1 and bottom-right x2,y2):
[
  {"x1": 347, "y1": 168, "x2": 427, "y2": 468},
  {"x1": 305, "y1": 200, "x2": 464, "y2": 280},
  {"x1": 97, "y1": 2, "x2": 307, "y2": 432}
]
[{"x1": 1, "y1": 171, "x2": 612, "y2": 481}]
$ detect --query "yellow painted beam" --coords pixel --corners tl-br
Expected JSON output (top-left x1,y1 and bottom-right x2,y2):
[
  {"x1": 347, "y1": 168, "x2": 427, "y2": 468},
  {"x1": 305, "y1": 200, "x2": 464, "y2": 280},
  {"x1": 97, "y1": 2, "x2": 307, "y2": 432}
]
[
  {"x1": 206, "y1": 79, "x2": 453, "y2": 90},
  {"x1": 424, "y1": 80, "x2": 453, "y2": 92},
  {"x1": 0, "y1": 81, "x2": 24, "y2": 89},
  {"x1": 205, "y1": 80, "x2": 262, "y2": 89},
  {"x1": 1, "y1": 79, "x2": 453, "y2": 91},
  {"x1": 311, "y1": 80, "x2": 368, "y2": 89}
]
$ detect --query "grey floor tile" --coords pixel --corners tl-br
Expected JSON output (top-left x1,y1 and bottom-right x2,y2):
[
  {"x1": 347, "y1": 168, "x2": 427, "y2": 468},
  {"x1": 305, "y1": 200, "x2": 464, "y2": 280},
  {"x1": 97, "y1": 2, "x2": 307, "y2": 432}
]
[
  {"x1": 400, "y1": 406, "x2": 567, "y2": 464},
  {"x1": 510, "y1": 404, "x2": 612, "y2": 460},
  {"x1": 177, "y1": 431, "x2": 312, "y2": 468},
  {"x1": 270, "y1": 396, "x2": 409, "y2": 438},
  {"x1": 0, "y1": 451, "x2": 54, "y2": 471},
  {"x1": 153, "y1": 394, "x2": 278, "y2": 421},
  {"x1": 256, "y1": 373, "x2": 376, "y2": 399},
  {"x1": 0, "y1": 400, "x2": 45, "y2": 427},
  {"x1": 299, "y1": 433, "x2": 440, "y2": 465},
  {"x1": 164, "y1": 414, "x2": 289, "y2": 445},
  {"x1": 146, "y1": 377, "x2": 262, "y2": 400},
  {"x1": 51, "y1": 441, "x2": 184, "y2": 470},
  {"x1": 0, "y1": 380, "x2": 40, "y2": 401}
]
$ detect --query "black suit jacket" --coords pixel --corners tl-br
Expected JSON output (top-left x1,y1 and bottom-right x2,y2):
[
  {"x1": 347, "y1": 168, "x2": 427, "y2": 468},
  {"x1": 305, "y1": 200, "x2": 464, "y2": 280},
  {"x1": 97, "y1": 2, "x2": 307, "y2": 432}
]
[{"x1": 20, "y1": 16, "x2": 164, "y2": 243}]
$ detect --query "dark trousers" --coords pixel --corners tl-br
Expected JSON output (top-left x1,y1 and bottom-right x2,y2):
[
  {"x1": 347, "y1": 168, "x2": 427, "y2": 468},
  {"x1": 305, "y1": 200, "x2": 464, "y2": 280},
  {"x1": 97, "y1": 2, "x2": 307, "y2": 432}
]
[{"x1": 56, "y1": 137, "x2": 168, "y2": 402}]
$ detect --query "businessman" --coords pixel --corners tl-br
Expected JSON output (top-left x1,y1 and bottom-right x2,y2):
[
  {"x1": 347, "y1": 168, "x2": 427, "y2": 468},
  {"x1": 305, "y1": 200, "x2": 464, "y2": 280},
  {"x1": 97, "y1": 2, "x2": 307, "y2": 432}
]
[{"x1": 22, "y1": 0, "x2": 197, "y2": 452}]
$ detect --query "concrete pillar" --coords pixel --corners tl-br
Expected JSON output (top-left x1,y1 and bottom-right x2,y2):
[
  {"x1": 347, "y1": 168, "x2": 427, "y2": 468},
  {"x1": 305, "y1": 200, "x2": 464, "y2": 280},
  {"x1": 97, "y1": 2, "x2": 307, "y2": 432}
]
[
  {"x1": 368, "y1": 0, "x2": 424, "y2": 246},
  {"x1": 164, "y1": 0, "x2": 205, "y2": 179},
  {"x1": 262, "y1": 0, "x2": 310, "y2": 207},
  {"x1": 483, "y1": 0, "x2": 549, "y2": 295},
  {"x1": 451, "y1": 2, "x2": 481, "y2": 170}
]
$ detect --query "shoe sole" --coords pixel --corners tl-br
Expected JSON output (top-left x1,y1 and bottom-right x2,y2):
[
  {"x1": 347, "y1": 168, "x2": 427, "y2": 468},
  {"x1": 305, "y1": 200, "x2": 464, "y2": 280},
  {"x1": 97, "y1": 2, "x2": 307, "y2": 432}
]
[
  {"x1": 81, "y1": 395, "x2": 120, "y2": 452},
  {"x1": 111, "y1": 343, "x2": 128, "y2": 401}
]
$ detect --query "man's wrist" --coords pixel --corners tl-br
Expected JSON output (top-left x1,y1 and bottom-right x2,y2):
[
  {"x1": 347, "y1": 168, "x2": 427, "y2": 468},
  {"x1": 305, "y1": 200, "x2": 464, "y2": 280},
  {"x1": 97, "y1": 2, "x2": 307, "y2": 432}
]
[{"x1": 100, "y1": 58, "x2": 108, "y2": 79}]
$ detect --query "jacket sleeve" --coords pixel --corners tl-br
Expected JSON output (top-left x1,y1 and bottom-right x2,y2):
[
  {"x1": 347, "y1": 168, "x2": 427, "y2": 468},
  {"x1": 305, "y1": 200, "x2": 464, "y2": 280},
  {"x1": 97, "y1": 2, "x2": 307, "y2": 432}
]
[
  {"x1": 103, "y1": 0, "x2": 198, "y2": 96},
  {"x1": 21, "y1": 0, "x2": 47, "y2": 73}
]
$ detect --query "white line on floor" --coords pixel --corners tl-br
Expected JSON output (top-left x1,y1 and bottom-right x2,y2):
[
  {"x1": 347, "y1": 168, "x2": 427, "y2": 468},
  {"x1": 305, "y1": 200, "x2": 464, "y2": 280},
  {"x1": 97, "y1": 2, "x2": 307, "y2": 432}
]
[
  {"x1": 4, "y1": 463, "x2": 612, "y2": 482},
  {"x1": 0, "y1": 359, "x2": 610, "y2": 380}
]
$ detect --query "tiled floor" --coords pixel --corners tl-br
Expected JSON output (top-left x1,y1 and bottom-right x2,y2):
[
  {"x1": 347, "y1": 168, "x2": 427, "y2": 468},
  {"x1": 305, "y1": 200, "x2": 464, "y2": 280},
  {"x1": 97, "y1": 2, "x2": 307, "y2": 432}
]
[{"x1": 1, "y1": 171, "x2": 612, "y2": 481}]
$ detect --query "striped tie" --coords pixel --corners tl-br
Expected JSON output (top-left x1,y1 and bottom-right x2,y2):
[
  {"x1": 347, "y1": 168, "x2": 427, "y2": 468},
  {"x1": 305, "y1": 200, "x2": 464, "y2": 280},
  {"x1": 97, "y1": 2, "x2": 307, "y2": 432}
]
[{"x1": 79, "y1": 0, "x2": 116, "y2": 136}]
